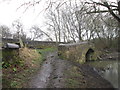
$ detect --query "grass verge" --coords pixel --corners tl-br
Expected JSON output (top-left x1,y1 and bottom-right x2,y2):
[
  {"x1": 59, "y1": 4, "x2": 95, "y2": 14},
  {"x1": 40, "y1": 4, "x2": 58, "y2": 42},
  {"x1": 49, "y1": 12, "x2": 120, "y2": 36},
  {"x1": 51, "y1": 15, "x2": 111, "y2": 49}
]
[
  {"x1": 64, "y1": 65, "x2": 86, "y2": 88},
  {"x1": 37, "y1": 47, "x2": 57, "y2": 61},
  {"x1": 2, "y1": 47, "x2": 57, "y2": 88}
]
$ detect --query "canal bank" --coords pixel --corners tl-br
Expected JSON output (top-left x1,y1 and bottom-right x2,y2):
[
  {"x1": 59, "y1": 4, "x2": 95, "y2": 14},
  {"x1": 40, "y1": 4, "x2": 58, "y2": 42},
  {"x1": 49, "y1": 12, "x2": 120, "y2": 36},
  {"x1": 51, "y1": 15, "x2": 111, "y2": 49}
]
[
  {"x1": 25, "y1": 50, "x2": 114, "y2": 88},
  {"x1": 87, "y1": 60, "x2": 119, "y2": 88},
  {"x1": 86, "y1": 52, "x2": 119, "y2": 88}
]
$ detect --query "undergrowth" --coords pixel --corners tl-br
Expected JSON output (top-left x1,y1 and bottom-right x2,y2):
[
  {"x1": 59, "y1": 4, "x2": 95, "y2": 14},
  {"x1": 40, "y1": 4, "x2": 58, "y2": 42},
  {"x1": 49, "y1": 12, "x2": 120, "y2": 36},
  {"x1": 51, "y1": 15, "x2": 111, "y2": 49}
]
[
  {"x1": 64, "y1": 66, "x2": 86, "y2": 88},
  {"x1": 2, "y1": 47, "x2": 57, "y2": 88}
]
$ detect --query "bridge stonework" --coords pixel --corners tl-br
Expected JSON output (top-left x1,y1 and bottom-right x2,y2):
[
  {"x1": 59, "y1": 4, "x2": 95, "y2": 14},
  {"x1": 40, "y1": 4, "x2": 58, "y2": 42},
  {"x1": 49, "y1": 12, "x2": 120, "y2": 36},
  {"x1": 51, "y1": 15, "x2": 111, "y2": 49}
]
[
  {"x1": 58, "y1": 42, "x2": 99, "y2": 64},
  {"x1": 2, "y1": 38, "x2": 65, "y2": 48}
]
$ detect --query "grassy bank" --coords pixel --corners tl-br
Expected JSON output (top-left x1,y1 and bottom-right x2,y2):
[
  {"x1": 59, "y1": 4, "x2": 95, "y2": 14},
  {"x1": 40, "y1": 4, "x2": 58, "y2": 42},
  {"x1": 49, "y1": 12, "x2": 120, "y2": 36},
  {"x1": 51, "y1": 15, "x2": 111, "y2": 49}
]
[
  {"x1": 2, "y1": 47, "x2": 57, "y2": 88},
  {"x1": 37, "y1": 47, "x2": 57, "y2": 61},
  {"x1": 64, "y1": 65, "x2": 86, "y2": 88}
]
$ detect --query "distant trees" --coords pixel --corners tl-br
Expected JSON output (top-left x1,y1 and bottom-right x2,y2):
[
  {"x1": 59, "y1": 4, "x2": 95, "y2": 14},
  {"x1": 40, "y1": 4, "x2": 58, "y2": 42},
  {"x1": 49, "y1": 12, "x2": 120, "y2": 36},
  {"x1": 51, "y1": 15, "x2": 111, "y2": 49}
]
[
  {"x1": 42, "y1": 0, "x2": 119, "y2": 50},
  {"x1": 87, "y1": 13, "x2": 119, "y2": 48},
  {"x1": 43, "y1": 0, "x2": 119, "y2": 45},
  {"x1": 0, "y1": 20, "x2": 52, "y2": 41},
  {"x1": 0, "y1": 25, "x2": 12, "y2": 38},
  {"x1": 1, "y1": 20, "x2": 28, "y2": 41},
  {"x1": 30, "y1": 25, "x2": 53, "y2": 41},
  {"x1": 83, "y1": 0, "x2": 119, "y2": 49},
  {"x1": 12, "y1": 20, "x2": 27, "y2": 41},
  {"x1": 45, "y1": 0, "x2": 87, "y2": 42},
  {"x1": 1, "y1": 0, "x2": 119, "y2": 50}
]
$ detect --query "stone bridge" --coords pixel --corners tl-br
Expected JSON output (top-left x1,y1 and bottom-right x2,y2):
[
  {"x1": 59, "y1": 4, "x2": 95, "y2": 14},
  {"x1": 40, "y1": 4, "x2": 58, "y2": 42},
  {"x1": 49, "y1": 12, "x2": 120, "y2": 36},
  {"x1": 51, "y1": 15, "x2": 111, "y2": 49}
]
[
  {"x1": 58, "y1": 42, "x2": 99, "y2": 64},
  {"x1": 2, "y1": 38, "x2": 65, "y2": 48},
  {"x1": 2, "y1": 38, "x2": 99, "y2": 64}
]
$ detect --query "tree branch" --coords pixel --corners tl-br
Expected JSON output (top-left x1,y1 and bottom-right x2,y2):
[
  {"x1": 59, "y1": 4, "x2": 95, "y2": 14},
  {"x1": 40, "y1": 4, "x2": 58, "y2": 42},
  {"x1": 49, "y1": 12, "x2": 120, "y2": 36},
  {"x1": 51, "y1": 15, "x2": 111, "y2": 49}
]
[
  {"x1": 85, "y1": 1, "x2": 120, "y2": 23},
  {"x1": 86, "y1": 9, "x2": 118, "y2": 14}
]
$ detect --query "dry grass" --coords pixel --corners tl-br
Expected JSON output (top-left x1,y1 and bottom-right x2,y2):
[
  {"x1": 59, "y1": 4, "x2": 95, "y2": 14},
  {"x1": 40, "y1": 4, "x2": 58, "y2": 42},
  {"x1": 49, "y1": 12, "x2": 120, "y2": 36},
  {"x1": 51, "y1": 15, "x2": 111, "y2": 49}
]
[
  {"x1": 2, "y1": 47, "x2": 57, "y2": 88},
  {"x1": 2, "y1": 47, "x2": 41, "y2": 88},
  {"x1": 19, "y1": 47, "x2": 40, "y2": 68}
]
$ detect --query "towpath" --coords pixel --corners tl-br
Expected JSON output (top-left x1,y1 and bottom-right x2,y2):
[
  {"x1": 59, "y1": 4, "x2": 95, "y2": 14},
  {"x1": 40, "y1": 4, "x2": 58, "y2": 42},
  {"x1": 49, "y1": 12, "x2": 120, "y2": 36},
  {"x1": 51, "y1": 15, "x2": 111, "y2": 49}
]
[{"x1": 28, "y1": 51, "x2": 113, "y2": 88}]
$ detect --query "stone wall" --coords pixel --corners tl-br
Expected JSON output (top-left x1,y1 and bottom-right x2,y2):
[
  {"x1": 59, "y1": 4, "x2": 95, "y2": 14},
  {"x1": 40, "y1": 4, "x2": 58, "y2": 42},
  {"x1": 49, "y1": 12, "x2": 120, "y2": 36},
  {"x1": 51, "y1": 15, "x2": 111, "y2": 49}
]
[
  {"x1": 2, "y1": 38, "x2": 65, "y2": 48},
  {"x1": 58, "y1": 42, "x2": 99, "y2": 64}
]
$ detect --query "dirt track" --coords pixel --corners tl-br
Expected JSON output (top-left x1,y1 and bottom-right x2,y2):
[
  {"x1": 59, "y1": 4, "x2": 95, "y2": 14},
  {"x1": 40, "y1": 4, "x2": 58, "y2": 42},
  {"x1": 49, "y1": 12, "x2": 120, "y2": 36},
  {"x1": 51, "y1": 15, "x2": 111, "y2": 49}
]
[
  {"x1": 28, "y1": 51, "x2": 68, "y2": 88},
  {"x1": 28, "y1": 51, "x2": 114, "y2": 88}
]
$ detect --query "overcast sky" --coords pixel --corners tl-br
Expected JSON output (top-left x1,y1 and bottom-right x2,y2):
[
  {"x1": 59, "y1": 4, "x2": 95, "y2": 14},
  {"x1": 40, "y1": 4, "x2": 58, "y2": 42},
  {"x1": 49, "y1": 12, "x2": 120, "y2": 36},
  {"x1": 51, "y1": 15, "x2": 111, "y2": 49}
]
[
  {"x1": 0, "y1": 0, "x2": 47, "y2": 31},
  {"x1": 0, "y1": 0, "x2": 117, "y2": 36}
]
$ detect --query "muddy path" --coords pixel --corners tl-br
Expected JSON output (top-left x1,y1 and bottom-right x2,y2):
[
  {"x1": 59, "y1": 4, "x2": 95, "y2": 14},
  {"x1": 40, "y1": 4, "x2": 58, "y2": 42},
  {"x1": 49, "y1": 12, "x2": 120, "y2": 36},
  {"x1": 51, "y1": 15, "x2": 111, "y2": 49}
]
[
  {"x1": 28, "y1": 51, "x2": 114, "y2": 88},
  {"x1": 28, "y1": 51, "x2": 69, "y2": 88}
]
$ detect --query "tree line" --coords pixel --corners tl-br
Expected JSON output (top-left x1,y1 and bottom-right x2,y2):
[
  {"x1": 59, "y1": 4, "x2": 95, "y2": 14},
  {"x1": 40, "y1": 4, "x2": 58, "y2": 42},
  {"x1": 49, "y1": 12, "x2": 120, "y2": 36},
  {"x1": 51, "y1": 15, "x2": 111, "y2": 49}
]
[{"x1": 1, "y1": 0, "x2": 119, "y2": 50}]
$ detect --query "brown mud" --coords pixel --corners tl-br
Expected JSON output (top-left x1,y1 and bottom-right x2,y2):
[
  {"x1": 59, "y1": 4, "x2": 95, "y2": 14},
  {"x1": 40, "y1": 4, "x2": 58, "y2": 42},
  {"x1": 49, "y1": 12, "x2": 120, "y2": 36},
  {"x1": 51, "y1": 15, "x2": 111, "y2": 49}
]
[{"x1": 27, "y1": 51, "x2": 114, "y2": 88}]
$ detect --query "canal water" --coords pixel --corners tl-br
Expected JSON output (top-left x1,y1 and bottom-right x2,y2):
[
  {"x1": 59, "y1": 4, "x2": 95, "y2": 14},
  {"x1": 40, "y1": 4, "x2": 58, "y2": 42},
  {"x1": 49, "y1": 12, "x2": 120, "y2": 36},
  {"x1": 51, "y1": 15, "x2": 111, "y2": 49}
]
[{"x1": 87, "y1": 60, "x2": 119, "y2": 88}]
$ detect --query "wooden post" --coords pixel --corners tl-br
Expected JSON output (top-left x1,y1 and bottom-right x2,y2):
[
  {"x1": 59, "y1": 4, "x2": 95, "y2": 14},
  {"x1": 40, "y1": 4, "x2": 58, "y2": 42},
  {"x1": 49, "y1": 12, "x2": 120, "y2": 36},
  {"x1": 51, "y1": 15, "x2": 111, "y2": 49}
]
[{"x1": 19, "y1": 38, "x2": 24, "y2": 48}]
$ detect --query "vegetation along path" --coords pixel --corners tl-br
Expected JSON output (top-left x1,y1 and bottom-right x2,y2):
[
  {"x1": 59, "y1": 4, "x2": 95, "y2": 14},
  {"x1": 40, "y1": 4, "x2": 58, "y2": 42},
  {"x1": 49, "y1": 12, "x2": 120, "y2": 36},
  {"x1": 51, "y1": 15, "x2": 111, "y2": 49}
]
[{"x1": 27, "y1": 50, "x2": 113, "y2": 88}]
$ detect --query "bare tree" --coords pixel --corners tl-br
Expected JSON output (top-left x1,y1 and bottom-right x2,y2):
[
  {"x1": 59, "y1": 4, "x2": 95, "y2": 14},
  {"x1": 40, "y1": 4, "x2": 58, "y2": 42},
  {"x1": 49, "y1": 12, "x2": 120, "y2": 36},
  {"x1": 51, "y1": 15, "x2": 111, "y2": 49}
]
[
  {"x1": 5, "y1": 0, "x2": 120, "y2": 22},
  {"x1": 45, "y1": 7, "x2": 62, "y2": 42},
  {"x1": 0, "y1": 25, "x2": 12, "y2": 38},
  {"x1": 45, "y1": 0, "x2": 90, "y2": 43},
  {"x1": 4, "y1": 0, "x2": 119, "y2": 46},
  {"x1": 85, "y1": 0, "x2": 120, "y2": 23},
  {"x1": 12, "y1": 20, "x2": 25, "y2": 40},
  {"x1": 30, "y1": 25, "x2": 53, "y2": 41}
]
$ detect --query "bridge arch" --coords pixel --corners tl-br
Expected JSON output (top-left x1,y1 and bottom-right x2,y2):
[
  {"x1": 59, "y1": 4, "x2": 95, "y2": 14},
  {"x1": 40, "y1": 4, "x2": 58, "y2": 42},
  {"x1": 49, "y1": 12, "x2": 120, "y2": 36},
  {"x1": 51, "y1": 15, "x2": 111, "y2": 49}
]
[
  {"x1": 85, "y1": 48, "x2": 94, "y2": 61},
  {"x1": 58, "y1": 42, "x2": 99, "y2": 64}
]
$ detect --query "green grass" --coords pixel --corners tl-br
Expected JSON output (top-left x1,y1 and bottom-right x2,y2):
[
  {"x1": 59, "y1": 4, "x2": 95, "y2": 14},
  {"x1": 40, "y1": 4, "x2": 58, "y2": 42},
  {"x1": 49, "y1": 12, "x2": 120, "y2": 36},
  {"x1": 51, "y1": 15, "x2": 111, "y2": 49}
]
[
  {"x1": 2, "y1": 47, "x2": 57, "y2": 88},
  {"x1": 37, "y1": 47, "x2": 57, "y2": 53},
  {"x1": 2, "y1": 49, "x2": 22, "y2": 68},
  {"x1": 37, "y1": 47, "x2": 57, "y2": 61},
  {"x1": 64, "y1": 66, "x2": 85, "y2": 88},
  {"x1": 66, "y1": 78, "x2": 80, "y2": 87}
]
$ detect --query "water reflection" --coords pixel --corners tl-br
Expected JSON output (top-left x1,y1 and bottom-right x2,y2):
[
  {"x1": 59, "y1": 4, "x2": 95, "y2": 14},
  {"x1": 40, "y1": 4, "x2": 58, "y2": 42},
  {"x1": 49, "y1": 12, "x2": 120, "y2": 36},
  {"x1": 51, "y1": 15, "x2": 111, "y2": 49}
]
[
  {"x1": 88, "y1": 60, "x2": 119, "y2": 88},
  {"x1": 101, "y1": 62, "x2": 118, "y2": 88}
]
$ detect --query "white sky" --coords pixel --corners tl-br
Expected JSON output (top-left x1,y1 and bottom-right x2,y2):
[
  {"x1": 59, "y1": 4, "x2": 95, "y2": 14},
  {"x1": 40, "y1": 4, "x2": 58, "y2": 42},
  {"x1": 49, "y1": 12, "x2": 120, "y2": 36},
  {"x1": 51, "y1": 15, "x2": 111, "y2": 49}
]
[
  {"x1": 0, "y1": 0, "x2": 46, "y2": 32},
  {"x1": 0, "y1": 0, "x2": 117, "y2": 28}
]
